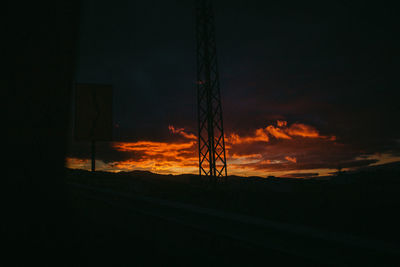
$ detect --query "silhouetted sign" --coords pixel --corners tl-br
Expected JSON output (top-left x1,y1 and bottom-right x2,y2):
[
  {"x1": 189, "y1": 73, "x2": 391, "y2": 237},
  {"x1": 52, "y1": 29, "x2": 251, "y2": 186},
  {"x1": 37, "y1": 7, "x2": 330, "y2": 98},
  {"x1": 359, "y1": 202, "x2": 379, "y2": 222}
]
[{"x1": 74, "y1": 83, "x2": 112, "y2": 141}]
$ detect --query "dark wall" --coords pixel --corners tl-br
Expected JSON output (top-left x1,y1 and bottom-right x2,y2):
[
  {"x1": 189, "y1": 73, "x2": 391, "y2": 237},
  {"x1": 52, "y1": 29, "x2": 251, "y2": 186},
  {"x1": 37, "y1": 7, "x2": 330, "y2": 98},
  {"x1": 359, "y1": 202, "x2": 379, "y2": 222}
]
[{"x1": 5, "y1": 1, "x2": 82, "y2": 265}]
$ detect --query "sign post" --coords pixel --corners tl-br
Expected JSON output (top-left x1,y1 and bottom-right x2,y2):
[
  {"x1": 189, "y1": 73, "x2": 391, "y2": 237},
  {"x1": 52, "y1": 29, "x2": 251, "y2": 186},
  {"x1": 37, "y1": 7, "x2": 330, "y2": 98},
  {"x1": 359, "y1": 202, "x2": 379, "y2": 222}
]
[
  {"x1": 91, "y1": 140, "x2": 96, "y2": 171},
  {"x1": 74, "y1": 83, "x2": 113, "y2": 171}
]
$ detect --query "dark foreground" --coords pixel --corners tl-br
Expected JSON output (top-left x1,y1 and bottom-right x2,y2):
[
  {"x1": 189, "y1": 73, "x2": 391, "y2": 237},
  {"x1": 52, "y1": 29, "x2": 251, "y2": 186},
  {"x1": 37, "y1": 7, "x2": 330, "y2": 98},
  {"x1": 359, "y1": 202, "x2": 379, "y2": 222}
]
[
  {"x1": 69, "y1": 184, "x2": 316, "y2": 266},
  {"x1": 60, "y1": 164, "x2": 400, "y2": 266}
]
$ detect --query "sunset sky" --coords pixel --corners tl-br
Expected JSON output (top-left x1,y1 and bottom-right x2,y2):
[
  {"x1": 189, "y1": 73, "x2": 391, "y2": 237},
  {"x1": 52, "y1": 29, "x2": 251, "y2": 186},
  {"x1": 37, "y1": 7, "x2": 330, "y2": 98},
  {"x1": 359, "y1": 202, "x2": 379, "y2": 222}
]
[{"x1": 66, "y1": 0, "x2": 399, "y2": 177}]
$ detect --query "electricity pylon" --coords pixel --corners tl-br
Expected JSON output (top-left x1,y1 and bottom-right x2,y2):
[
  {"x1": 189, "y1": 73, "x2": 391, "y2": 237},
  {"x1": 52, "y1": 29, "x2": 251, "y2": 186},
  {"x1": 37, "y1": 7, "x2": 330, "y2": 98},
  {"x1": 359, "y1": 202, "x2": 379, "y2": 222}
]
[{"x1": 196, "y1": 0, "x2": 227, "y2": 179}]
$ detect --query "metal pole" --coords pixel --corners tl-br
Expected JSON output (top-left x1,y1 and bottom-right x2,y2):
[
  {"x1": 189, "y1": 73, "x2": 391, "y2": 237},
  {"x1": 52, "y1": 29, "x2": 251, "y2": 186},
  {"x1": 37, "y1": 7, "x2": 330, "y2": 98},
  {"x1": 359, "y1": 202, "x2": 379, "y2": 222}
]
[{"x1": 91, "y1": 139, "x2": 96, "y2": 172}]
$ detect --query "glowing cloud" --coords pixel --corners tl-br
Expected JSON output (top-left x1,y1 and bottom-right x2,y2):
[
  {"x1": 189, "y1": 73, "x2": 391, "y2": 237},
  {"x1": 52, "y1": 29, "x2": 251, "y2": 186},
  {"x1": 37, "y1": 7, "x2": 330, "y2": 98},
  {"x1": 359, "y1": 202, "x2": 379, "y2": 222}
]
[
  {"x1": 277, "y1": 120, "x2": 287, "y2": 127},
  {"x1": 287, "y1": 123, "x2": 320, "y2": 138},
  {"x1": 266, "y1": 125, "x2": 292, "y2": 139},
  {"x1": 285, "y1": 156, "x2": 297, "y2": 163},
  {"x1": 228, "y1": 131, "x2": 268, "y2": 144},
  {"x1": 168, "y1": 125, "x2": 197, "y2": 140},
  {"x1": 228, "y1": 128, "x2": 270, "y2": 144},
  {"x1": 96, "y1": 126, "x2": 200, "y2": 174},
  {"x1": 228, "y1": 120, "x2": 332, "y2": 145},
  {"x1": 65, "y1": 157, "x2": 89, "y2": 168}
]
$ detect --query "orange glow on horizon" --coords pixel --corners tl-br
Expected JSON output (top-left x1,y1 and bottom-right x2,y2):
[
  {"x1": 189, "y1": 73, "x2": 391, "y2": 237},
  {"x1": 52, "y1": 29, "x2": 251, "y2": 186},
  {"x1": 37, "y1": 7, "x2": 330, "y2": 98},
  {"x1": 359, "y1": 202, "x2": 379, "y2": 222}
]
[{"x1": 65, "y1": 121, "x2": 397, "y2": 178}]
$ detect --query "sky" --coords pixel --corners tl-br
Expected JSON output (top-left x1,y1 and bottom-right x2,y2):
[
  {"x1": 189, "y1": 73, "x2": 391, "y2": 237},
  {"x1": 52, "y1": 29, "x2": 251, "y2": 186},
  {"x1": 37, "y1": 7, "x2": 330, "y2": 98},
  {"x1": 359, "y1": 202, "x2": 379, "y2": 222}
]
[{"x1": 66, "y1": 0, "x2": 400, "y2": 177}]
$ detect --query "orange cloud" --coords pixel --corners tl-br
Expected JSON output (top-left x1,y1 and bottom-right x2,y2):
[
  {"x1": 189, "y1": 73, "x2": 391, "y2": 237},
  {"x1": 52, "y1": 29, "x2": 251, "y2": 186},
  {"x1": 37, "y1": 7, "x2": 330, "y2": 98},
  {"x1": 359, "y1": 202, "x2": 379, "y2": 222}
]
[
  {"x1": 168, "y1": 125, "x2": 197, "y2": 140},
  {"x1": 277, "y1": 120, "x2": 287, "y2": 127},
  {"x1": 114, "y1": 141, "x2": 194, "y2": 153},
  {"x1": 103, "y1": 126, "x2": 199, "y2": 174},
  {"x1": 266, "y1": 125, "x2": 292, "y2": 139},
  {"x1": 267, "y1": 121, "x2": 324, "y2": 140},
  {"x1": 228, "y1": 128, "x2": 269, "y2": 144},
  {"x1": 286, "y1": 123, "x2": 320, "y2": 138},
  {"x1": 285, "y1": 156, "x2": 297, "y2": 163},
  {"x1": 227, "y1": 120, "x2": 331, "y2": 145},
  {"x1": 113, "y1": 141, "x2": 196, "y2": 163},
  {"x1": 65, "y1": 157, "x2": 89, "y2": 169},
  {"x1": 108, "y1": 157, "x2": 197, "y2": 174}
]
